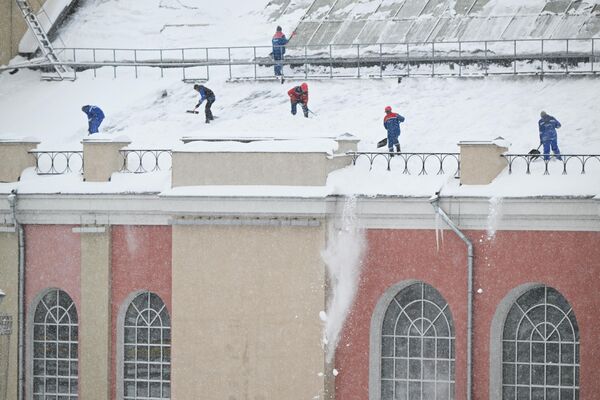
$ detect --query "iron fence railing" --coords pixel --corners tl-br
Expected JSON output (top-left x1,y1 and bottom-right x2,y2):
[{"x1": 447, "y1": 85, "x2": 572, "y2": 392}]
[
  {"x1": 119, "y1": 149, "x2": 172, "y2": 173},
  {"x1": 3, "y1": 37, "x2": 596, "y2": 80},
  {"x1": 30, "y1": 150, "x2": 84, "y2": 175},
  {"x1": 349, "y1": 151, "x2": 461, "y2": 175},
  {"x1": 502, "y1": 153, "x2": 600, "y2": 175}
]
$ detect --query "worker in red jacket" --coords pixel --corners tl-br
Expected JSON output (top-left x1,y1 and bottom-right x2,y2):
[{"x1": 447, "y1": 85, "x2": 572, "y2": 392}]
[{"x1": 287, "y1": 83, "x2": 309, "y2": 118}]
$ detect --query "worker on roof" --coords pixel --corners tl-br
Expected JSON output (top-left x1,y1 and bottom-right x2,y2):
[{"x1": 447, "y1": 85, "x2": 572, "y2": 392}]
[
  {"x1": 272, "y1": 26, "x2": 289, "y2": 77},
  {"x1": 287, "y1": 83, "x2": 309, "y2": 118},
  {"x1": 81, "y1": 105, "x2": 105, "y2": 135},
  {"x1": 383, "y1": 106, "x2": 405, "y2": 154}
]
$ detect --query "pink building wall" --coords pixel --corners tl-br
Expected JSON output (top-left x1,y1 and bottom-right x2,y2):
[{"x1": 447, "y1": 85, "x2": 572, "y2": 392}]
[
  {"x1": 110, "y1": 225, "x2": 172, "y2": 400},
  {"x1": 335, "y1": 229, "x2": 600, "y2": 400}
]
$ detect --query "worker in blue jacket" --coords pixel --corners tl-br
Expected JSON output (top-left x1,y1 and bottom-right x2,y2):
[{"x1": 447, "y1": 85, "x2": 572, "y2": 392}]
[
  {"x1": 271, "y1": 26, "x2": 289, "y2": 76},
  {"x1": 538, "y1": 111, "x2": 562, "y2": 161},
  {"x1": 193, "y1": 84, "x2": 216, "y2": 123},
  {"x1": 383, "y1": 106, "x2": 405, "y2": 154},
  {"x1": 81, "y1": 105, "x2": 105, "y2": 135}
]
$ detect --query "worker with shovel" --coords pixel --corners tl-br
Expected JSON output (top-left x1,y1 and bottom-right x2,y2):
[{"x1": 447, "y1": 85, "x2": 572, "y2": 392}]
[
  {"x1": 383, "y1": 106, "x2": 405, "y2": 155},
  {"x1": 192, "y1": 84, "x2": 216, "y2": 124},
  {"x1": 538, "y1": 111, "x2": 562, "y2": 161}
]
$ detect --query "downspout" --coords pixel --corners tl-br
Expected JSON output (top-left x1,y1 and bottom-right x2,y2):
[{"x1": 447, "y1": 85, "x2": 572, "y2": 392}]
[
  {"x1": 7, "y1": 190, "x2": 25, "y2": 400},
  {"x1": 430, "y1": 193, "x2": 473, "y2": 400}
]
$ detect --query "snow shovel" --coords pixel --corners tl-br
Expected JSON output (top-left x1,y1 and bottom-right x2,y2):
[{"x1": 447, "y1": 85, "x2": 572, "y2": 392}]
[
  {"x1": 377, "y1": 137, "x2": 387, "y2": 148},
  {"x1": 186, "y1": 110, "x2": 199, "y2": 114},
  {"x1": 528, "y1": 144, "x2": 542, "y2": 160}
]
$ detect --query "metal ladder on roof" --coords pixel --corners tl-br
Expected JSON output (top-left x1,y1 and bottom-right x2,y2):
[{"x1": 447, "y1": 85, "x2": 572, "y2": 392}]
[{"x1": 14, "y1": 0, "x2": 75, "y2": 81}]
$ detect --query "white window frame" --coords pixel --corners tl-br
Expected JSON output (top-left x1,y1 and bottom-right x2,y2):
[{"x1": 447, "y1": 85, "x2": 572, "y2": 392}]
[
  {"x1": 369, "y1": 280, "x2": 456, "y2": 400},
  {"x1": 489, "y1": 283, "x2": 580, "y2": 400},
  {"x1": 117, "y1": 291, "x2": 171, "y2": 400},
  {"x1": 27, "y1": 288, "x2": 78, "y2": 400}
]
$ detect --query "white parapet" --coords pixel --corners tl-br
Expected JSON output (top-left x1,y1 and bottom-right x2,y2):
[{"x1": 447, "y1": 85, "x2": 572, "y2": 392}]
[
  {"x1": 82, "y1": 136, "x2": 131, "y2": 182},
  {"x1": 171, "y1": 135, "x2": 357, "y2": 187},
  {"x1": 458, "y1": 139, "x2": 510, "y2": 185},
  {"x1": 0, "y1": 138, "x2": 40, "y2": 183}
]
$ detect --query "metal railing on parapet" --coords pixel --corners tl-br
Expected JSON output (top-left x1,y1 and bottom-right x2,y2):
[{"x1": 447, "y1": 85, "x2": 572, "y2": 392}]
[
  {"x1": 349, "y1": 151, "x2": 461, "y2": 175},
  {"x1": 502, "y1": 153, "x2": 600, "y2": 175},
  {"x1": 30, "y1": 149, "x2": 172, "y2": 175},
  {"x1": 5, "y1": 37, "x2": 597, "y2": 81}
]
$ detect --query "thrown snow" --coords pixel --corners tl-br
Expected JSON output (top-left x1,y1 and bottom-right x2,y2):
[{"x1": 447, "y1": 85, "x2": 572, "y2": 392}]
[
  {"x1": 321, "y1": 196, "x2": 365, "y2": 362},
  {"x1": 486, "y1": 196, "x2": 503, "y2": 240}
]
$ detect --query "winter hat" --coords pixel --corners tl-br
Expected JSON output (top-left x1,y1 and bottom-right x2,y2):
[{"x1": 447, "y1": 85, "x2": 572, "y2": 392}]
[
  {"x1": 81, "y1": 105, "x2": 87, "y2": 111},
  {"x1": 276, "y1": 26, "x2": 282, "y2": 32},
  {"x1": 540, "y1": 111, "x2": 547, "y2": 117},
  {"x1": 300, "y1": 83, "x2": 308, "y2": 92},
  {"x1": 193, "y1": 84, "x2": 200, "y2": 90},
  {"x1": 385, "y1": 106, "x2": 392, "y2": 113}
]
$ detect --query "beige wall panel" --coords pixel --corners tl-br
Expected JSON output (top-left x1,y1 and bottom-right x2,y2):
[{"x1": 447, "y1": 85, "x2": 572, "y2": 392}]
[
  {"x1": 0, "y1": 0, "x2": 48, "y2": 65},
  {"x1": 172, "y1": 224, "x2": 327, "y2": 400},
  {"x1": 79, "y1": 229, "x2": 110, "y2": 400},
  {"x1": 0, "y1": 232, "x2": 18, "y2": 400}
]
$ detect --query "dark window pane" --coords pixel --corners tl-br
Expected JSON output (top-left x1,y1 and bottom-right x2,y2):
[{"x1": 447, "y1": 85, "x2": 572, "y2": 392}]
[
  {"x1": 516, "y1": 341, "x2": 530, "y2": 362},
  {"x1": 381, "y1": 358, "x2": 393, "y2": 379},
  {"x1": 383, "y1": 336, "x2": 395, "y2": 357},
  {"x1": 531, "y1": 342, "x2": 544, "y2": 363},
  {"x1": 546, "y1": 365, "x2": 559, "y2": 386},
  {"x1": 560, "y1": 388, "x2": 574, "y2": 400},
  {"x1": 436, "y1": 382, "x2": 450, "y2": 399},
  {"x1": 395, "y1": 337, "x2": 407, "y2": 357},
  {"x1": 437, "y1": 338, "x2": 450, "y2": 359},
  {"x1": 531, "y1": 364, "x2": 544, "y2": 385},
  {"x1": 561, "y1": 366, "x2": 574, "y2": 386},
  {"x1": 395, "y1": 358, "x2": 408, "y2": 379},
  {"x1": 532, "y1": 387, "x2": 544, "y2": 400},
  {"x1": 408, "y1": 359, "x2": 421, "y2": 379},
  {"x1": 423, "y1": 360, "x2": 435, "y2": 380},
  {"x1": 516, "y1": 364, "x2": 530, "y2": 385},
  {"x1": 561, "y1": 344, "x2": 575, "y2": 363},
  {"x1": 503, "y1": 385, "x2": 516, "y2": 400},
  {"x1": 408, "y1": 337, "x2": 421, "y2": 357},
  {"x1": 423, "y1": 338, "x2": 435, "y2": 358},
  {"x1": 381, "y1": 379, "x2": 393, "y2": 399},
  {"x1": 408, "y1": 381, "x2": 421, "y2": 400},
  {"x1": 394, "y1": 380, "x2": 408, "y2": 399},
  {"x1": 546, "y1": 388, "x2": 559, "y2": 400},
  {"x1": 517, "y1": 287, "x2": 545, "y2": 312},
  {"x1": 437, "y1": 360, "x2": 449, "y2": 381},
  {"x1": 517, "y1": 386, "x2": 529, "y2": 400},
  {"x1": 503, "y1": 341, "x2": 515, "y2": 362},
  {"x1": 503, "y1": 363, "x2": 515, "y2": 385},
  {"x1": 547, "y1": 343, "x2": 559, "y2": 363}
]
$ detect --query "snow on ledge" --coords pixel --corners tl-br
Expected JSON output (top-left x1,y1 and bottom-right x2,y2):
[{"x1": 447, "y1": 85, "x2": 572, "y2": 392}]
[
  {"x1": 162, "y1": 185, "x2": 330, "y2": 198},
  {"x1": 173, "y1": 138, "x2": 339, "y2": 154}
]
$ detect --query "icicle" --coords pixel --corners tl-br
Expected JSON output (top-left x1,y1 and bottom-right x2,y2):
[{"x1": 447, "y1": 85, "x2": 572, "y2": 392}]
[{"x1": 486, "y1": 196, "x2": 504, "y2": 240}]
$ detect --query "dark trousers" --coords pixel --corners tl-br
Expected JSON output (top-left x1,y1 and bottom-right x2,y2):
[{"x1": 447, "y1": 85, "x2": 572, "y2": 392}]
[
  {"x1": 387, "y1": 132, "x2": 400, "y2": 152},
  {"x1": 291, "y1": 100, "x2": 308, "y2": 117},
  {"x1": 274, "y1": 54, "x2": 283, "y2": 76},
  {"x1": 88, "y1": 117, "x2": 104, "y2": 134},
  {"x1": 542, "y1": 139, "x2": 561, "y2": 160},
  {"x1": 205, "y1": 98, "x2": 215, "y2": 121}
]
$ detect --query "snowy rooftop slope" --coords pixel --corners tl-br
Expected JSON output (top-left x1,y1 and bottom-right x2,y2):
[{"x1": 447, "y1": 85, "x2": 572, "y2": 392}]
[
  {"x1": 51, "y1": 0, "x2": 600, "y2": 51},
  {"x1": 1, "y1": 68, "x2": 598, "y2": 154},
  {"x1": 54, "y1": 0, "x2": 276, "y2": 49},
  {"x1": 279, "y1": 0, "x2": 600, "y2": 46}
]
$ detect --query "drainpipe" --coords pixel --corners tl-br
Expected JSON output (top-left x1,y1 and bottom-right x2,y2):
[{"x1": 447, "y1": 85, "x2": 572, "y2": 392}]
[
  {"x1": 7, "y1": 190, "x2": 25, "y2": 400},
  {"x1": 430, "y1": 193, "x2": 473, "y2": 400}
]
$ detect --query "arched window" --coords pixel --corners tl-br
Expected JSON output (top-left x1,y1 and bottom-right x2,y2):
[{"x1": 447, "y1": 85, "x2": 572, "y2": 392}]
[
  {"x1": 32, "y1": 289, "x2": 78, "y2": 399},
  {"x1": 380, "y1": 282, "x2": 455, "y2": 400},
  {"x1": 123, "y1": 292, "x2": 171, "y2": 399},
  {"x1": 502, "y1": 286, "x2": 579, "y2": 400}
]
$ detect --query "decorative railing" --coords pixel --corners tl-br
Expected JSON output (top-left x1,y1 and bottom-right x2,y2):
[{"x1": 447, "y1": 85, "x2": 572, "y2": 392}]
[
  {"x1": 502, "y1": 153, "x2": 600, "y2": 175},
  {"x1": 30, "y1": 150, "x2": 84, "y2": 175},
  {"x1": 3, "y1": 37, "x2": 598, "y2": 80},
  {"x1": 349, "y1": 151, "x2": 460, "y2": 175},
  {"x1": 119, "y1": 149, "x2": 172, "y2": 173}
]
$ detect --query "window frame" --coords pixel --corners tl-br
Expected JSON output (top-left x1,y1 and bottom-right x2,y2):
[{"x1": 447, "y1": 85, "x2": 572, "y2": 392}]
[
  {"x1": 27, "y1": 288, "x2": 79, "y2": 400},
  {"x1": 116, "y1": 290, "x2": 171, "y2": 400},
  {"x1": 370, "y1": 280, "x2": 456, "y2": 400},
  {"x1": 489, "y1": 283, "x2": 579, "y2": 400}
]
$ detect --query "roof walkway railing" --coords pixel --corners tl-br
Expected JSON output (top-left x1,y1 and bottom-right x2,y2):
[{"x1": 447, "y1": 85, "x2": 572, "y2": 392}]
[{"x1": 3, "y1": 37, "x2": 598, "y2": 81}]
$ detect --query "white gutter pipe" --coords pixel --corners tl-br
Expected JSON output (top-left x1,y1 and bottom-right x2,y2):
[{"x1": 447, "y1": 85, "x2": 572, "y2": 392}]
[
  {"x1": 430, "y1": 193, "x2": 473, "y2": 400},
  {"x1": 8, "y1": 190, "x2": 25, "y2": 400}
]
